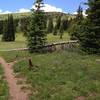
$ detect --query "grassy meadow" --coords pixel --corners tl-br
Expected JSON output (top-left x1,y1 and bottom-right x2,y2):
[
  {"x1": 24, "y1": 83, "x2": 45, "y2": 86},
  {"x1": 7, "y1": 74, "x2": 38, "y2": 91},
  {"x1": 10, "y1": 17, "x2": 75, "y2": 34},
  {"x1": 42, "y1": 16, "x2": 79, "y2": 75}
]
[
  {"x1": 0, "y1": 32, "x2": 70, "y2": 50},
  {"x1": 0, "y1": 65, "x2": 9, "y2": 100},
  {"x1": 0, "y1": 32, "x2": 100, "y2": 100},
  {"x1": 0, "y1": 49, "x2": 100, "y2": 100},
  {"x1": 0, "y1": 1, "x2": 99, "y2": 100}
]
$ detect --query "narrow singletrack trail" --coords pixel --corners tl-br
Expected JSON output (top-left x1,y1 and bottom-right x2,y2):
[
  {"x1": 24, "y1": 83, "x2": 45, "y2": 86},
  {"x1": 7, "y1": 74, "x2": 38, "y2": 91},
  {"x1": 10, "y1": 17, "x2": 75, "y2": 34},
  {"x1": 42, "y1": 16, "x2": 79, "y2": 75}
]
[{"x1": 0, "y1": 57, "x2": 29, "y2": 100}]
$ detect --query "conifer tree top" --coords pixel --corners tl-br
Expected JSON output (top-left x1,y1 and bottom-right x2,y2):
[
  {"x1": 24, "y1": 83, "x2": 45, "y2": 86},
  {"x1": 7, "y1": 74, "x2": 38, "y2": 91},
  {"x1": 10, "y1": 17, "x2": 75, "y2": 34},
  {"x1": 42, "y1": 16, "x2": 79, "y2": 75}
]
[
  {"x1": 34, "y1": 0, "x2": 44, "y2": 12},
  {"x1": 35, "y1": 0, "x2": 43, "y2": 3}
]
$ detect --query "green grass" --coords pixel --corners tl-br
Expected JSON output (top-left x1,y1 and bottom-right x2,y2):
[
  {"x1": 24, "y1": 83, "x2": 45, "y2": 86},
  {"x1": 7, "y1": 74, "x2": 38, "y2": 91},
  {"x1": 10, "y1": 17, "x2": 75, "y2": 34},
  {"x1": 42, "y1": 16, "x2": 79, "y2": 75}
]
[
  {"x1": 0, "y1": 33, "x2": 26, "y2": 50},
  {"x1": 0, "y1": 12, "x2": 74, "y2": 20},
  {"x1": 47, "y1": 32, "x2": 70, "y2": 43},
  {"x1": 0, "y1": 50, "x2": 30, "y2": 62},
  {"x1": 1, "y1": 49, "x2": 99, "y2": 100},
  {"x1": 0, "y1": 41, "x2": 26, "y2": 50},
  {"x1": 0, "y1": 32, "x2": 70, "y2": 50},
  {"x1": 0, "y1": 32, "x2": 99, "y2": 100},
  {"x1": 0, "y1": 65, "x2": 9, "y2": 100},
  {"x1": 0, "y1": 12, "x2": 30, "y2": 20}
]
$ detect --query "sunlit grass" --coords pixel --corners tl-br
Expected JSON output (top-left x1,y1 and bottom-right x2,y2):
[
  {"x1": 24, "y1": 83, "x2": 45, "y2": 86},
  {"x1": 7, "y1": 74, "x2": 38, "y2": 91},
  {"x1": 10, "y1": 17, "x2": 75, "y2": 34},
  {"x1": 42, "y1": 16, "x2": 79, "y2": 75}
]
[
  {"x1": 0, "y1": 33, "x2": 26, "y2": 50},
  {"x1": 0, "y1": 32, "x2": 70, "y2": 50},
  {"x1": 0, "y1": 65, "x2": 9, "y2": 100},
  {"x1": 47, "y1": 32, "x2": 70, "y2": 43},
  {"x1": 12, "y1": 50, "x2": 100, "y2": 100},
  {"x1": 0, "y1": 49, "x2": 99, "y2": 100}
]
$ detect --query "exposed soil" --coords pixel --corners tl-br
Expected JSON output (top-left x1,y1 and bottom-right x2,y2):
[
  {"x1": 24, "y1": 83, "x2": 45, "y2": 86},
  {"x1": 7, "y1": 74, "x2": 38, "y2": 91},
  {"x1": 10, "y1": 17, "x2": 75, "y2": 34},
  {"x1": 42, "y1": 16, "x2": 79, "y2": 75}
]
[
  {"x1": 76, "y1": 96, "x2": 85, "y2": 100},
  {"x1": 0, "y1": 57, "x2": 29, "y2": 100}
]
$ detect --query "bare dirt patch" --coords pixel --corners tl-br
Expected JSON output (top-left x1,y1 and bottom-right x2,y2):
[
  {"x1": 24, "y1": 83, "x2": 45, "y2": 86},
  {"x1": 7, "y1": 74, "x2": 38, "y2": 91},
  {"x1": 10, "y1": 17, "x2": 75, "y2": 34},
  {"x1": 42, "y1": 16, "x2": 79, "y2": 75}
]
[{"x1": 0, "y1": 57, "x2": 29, "y2": 100}]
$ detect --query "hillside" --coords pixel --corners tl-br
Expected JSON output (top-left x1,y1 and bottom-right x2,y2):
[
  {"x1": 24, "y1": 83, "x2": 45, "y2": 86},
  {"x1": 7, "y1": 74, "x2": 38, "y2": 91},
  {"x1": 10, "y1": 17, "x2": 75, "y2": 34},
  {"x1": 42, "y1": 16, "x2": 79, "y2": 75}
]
[{"x1": 0, "y1": 12, "x2": 75, "y2": 20}]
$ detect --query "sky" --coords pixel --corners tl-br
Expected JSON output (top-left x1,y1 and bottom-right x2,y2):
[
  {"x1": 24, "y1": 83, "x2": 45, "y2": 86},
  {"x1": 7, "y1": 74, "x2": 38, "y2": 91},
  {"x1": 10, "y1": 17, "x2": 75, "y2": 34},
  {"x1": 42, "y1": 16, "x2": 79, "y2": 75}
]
[{"x1": 0, "y1": 0, "x2": 88, "y2": 14}]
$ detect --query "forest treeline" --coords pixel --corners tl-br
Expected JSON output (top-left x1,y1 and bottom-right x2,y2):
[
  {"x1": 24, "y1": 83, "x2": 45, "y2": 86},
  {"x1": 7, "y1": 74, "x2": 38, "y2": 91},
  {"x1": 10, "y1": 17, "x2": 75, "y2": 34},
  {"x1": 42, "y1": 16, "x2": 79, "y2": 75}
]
[
  {"x1": 0, "y1": 12, "x2": 74, "y2": 36},
  {"x1": 0, "y1": 0, "x2": 100, "y2": 54}
]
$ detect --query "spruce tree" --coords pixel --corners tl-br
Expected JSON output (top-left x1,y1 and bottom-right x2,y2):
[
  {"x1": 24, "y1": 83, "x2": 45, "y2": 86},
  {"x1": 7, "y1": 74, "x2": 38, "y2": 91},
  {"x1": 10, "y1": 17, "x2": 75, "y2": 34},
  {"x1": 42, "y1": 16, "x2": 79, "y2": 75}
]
[
  {"x1": 47, "y1": 17, "x2": 53, "y2": 33},
  {"x1": 8, "y1": 14, "x2": 15, "y2": 41},
  {"x1": 53, "y1": 15, "x2": 61, "y2": 35},
  {"x1": 76, "y1": 5, "x2": 83, "y2": 22},
  {"x1": 2, "y1": 20, "x2": 8, "y2": 41},
  {"x1": 14, "y1": 18, "x2": 19, "y2": 33},
  {"x1": 0, "y1": 20, "x2": 3, "y2": 34},
  {"x1": 63, "y1": 18, "x2": 68, "y2": 31},
  {"x1": 59, "y1": 19, "x2": 64, "y2": 39},
  {"x1": 78, "y1": 0, "x2": 100, "y2": 53},
  {"x1": 53, "y1": 25, "x2": 58, "y2": 35},
  {"x1": 69, "y1": 5, "x2": 84, "y2": 40},
  {"x1": 56, "y1": 15, "x2": 61, "y2": 31},
  {"x1": 27, "y1": 0, "x2": 46, "y2": 53},
  {"x1": 20, "y1": 16, "x2": 30, "y2": 36},
  {"x1": 59, "y1": 17, "x2": 68, "y2": 39},
  {"x1": 2, "y1": 14, "x2": 15, "y2": 41}
]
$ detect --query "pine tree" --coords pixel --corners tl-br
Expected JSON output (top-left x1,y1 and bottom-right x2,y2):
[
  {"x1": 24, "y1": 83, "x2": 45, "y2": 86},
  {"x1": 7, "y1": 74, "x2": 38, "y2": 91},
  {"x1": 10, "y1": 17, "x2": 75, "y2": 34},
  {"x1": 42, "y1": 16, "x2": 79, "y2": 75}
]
[
  {"x1": 13, "y1": 18, "x2": 19, "y2": 33},
  {"x1": 56, "y1": 15, "x2": 61, "y2": 30},
  {"x1": 8, "y1": 14, "x2": 15, "y2": 41},
  {"x1": 27, "y1": 0, "x2": 46, "y2": 53},
  {"x1": 47, "y1": 17, "x2": 53, "y2": 33},
  {"x1": 0, "y1": 20, "x2": 3, "y2": 34},
  {"x1": 59, "y1": 19, "x2": 64, "y2": 39},
  {"x1": 2, "y1": 20, "x2": 8, "y2": 41},
  {"x1": 76, "y1": 5, "x2": 83, "y2": 22},
  {"x1": 69, "y1": 5, "x2": 84, "y2": 40},
  {"x1": 53, "y1": 15, "x2": 62, "y2": 35},
  {"x1": 63, "y1": 18, "x2": 68, "y2": 31},
  {"x1": 59, "y1": 17, "x2": 69, "y2": 39},
  {"x1": 53, "y1": 24, "x2": 57, "y2": 35},
  {"x1": 2, "y1": 14, "x2": 15, "y2": 41},
  {"x1": 19, "y1": 16, "x2": 30, "y2": 36},
  {"x1": 78, "y1": 0, "x2": 100, "y2": 53}
]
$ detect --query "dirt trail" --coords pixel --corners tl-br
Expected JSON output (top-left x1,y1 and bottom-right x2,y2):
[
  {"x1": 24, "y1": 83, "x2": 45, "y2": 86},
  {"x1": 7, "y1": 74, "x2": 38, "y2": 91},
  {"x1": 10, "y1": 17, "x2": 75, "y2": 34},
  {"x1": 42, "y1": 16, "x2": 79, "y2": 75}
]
[{"x1": 0, "y1": 57, "x2": 29, "y2": 100}]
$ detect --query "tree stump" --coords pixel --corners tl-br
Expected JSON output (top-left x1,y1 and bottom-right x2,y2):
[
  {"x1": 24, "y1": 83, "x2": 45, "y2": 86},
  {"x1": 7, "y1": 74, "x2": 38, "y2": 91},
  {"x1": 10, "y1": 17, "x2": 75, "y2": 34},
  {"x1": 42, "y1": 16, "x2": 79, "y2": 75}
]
[{"x1": 28, "y1": 58, "x2": 33, "y2": 70}]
